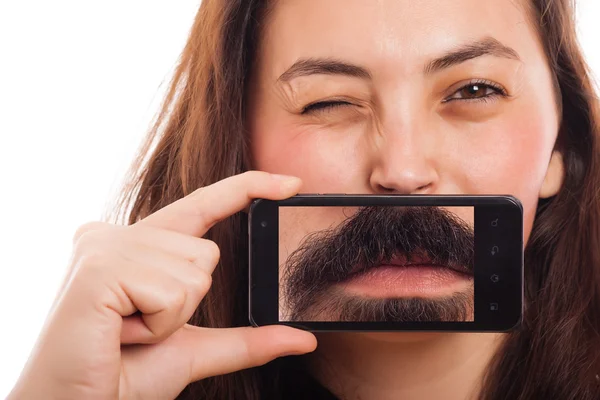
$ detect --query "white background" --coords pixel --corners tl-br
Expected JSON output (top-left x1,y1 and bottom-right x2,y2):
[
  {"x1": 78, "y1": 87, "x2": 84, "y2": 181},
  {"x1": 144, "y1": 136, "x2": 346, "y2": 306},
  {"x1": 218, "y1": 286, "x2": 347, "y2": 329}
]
[{"x1": 0, "y1": 1, "x2": 599, "y2": 396}]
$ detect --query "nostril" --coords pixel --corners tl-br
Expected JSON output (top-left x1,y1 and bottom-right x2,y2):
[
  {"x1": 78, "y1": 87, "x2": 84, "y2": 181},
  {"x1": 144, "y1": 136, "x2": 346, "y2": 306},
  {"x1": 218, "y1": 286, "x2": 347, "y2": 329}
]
[
  {"x1": 413, "y1": 183, "x2": 434, "y2": 194},
  {"x1": 377, "y1": 184, "x2": 398, "y2": 193}
]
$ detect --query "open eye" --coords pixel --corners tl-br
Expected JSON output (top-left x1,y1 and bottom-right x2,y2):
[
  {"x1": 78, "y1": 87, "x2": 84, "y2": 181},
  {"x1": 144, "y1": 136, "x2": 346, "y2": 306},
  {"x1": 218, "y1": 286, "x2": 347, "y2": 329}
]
[
  {"x1": 444, "y1": 80, "x2": 508, "y2": 103},
  {"x1": 301, "y1": 100, "x2": 353, "y2": 114}
]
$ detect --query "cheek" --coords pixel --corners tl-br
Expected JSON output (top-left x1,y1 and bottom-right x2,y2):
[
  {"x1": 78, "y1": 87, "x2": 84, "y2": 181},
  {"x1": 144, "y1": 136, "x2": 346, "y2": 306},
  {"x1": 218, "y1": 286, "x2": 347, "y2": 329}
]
[
  {"x1": 251, "y1": 119, "x2": 366, "y2": 192},
  {"x1": 452, "y1": 106, "x2": 557, "y2": 243}
]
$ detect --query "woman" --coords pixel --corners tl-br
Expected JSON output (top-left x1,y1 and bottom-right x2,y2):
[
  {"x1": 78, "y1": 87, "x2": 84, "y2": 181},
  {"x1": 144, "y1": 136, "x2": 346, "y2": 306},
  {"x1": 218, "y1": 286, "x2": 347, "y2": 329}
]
[{"x1": 8, "y1": 0, "x2": 600, "y2": 399}]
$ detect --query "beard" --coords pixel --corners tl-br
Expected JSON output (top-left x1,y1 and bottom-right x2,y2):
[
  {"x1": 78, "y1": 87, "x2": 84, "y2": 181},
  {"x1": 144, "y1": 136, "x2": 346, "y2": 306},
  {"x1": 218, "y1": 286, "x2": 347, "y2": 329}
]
[{"x1": 279, "y1": 206, "x2": 475, "y2": 322}]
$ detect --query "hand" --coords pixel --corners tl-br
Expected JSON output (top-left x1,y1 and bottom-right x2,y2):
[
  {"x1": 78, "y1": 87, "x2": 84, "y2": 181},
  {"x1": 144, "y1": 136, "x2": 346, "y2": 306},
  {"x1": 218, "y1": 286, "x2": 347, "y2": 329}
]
[{"x1": 8, "y1": 171, "x2": 317, "y2": 400}]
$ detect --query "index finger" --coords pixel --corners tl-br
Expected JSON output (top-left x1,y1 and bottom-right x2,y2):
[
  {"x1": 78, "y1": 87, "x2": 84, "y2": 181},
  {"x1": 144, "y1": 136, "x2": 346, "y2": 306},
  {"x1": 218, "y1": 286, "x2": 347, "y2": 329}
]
[{"x1": 137, "y1": 171, "x2": 301, "y2": 237}]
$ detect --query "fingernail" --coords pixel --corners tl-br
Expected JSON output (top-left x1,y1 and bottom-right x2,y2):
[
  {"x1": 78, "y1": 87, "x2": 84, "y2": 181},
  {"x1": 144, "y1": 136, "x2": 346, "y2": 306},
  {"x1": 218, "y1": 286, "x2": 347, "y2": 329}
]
[
  {"x1": 272, "y1": 175, "x2": 301, "y2": 191},
  {"x1": 271, "y1": 173, "x2": 299, "y2": 181},
  {"x1": 278, "y1": 350, "x2": 307, "y2": 357}
]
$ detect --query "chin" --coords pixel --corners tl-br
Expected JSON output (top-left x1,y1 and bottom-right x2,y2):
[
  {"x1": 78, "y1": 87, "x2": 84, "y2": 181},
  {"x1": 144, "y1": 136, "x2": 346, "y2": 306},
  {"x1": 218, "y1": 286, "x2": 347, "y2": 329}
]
[{"x1": 356, "y1": 331, "x2": 447, "y2": 343}]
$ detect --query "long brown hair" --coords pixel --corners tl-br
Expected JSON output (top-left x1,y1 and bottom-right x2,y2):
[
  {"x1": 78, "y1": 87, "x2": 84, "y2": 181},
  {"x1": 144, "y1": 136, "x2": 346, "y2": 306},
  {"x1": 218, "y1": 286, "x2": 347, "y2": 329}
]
[{"x1": 106, "y1": 0, "x2": 600, "y2": 398}]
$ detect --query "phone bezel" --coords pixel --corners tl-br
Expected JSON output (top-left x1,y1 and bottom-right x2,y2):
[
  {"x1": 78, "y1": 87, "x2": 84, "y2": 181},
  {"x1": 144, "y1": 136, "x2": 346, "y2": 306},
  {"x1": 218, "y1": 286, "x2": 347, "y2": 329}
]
[{"x1": 249, "y1": 194, "x2": 523, "y2": 332}]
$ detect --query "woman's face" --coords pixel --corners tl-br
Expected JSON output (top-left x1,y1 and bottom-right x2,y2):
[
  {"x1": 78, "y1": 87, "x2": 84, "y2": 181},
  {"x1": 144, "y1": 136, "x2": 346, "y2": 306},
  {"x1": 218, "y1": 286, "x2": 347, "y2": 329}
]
[{"x1": 247, "y1": 0, "x2": 562, "y2": 321}]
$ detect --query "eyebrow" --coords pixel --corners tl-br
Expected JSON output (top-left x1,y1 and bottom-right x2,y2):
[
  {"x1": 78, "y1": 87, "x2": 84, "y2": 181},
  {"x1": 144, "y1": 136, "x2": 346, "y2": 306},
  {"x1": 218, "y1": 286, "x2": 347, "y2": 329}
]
[
  {"x1": 277, "y1": 58, "x2": 371, "y2": 83},
  {"x1": 423, "y1": 36, "x2": 521, "y2": 74},
  {"x1": 277, "y1": 36, "x2": 521, "y2": 83}
]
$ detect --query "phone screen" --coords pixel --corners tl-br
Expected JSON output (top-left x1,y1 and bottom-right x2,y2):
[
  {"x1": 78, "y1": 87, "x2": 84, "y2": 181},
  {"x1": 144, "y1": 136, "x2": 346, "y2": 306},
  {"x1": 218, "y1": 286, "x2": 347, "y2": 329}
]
[
  {"x1": 278, "y1": 205, "x2": 475, "y2": 323},
  {"x1": 249, "y1": 195, "x2": 523, "y2": 331}
]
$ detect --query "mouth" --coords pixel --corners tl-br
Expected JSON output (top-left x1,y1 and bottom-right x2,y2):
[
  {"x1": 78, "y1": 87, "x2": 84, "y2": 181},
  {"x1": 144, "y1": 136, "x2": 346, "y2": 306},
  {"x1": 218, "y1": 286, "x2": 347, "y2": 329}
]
[{"x1": 338, "y1": 253, "x2": 474, "y2": 299}]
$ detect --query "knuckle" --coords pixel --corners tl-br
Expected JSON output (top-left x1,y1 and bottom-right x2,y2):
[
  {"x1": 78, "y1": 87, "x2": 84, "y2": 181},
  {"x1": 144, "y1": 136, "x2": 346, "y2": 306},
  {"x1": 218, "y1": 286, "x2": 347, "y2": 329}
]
[
  {"x1": 187, "y1": 188, "x2": 212, "y2": 222},
  {"x1": 239, "y1": 171, "x2": 260, "y2": 189},
  {"x1": 204, "y1": 240, "x2": 221, "y2": 265},
  {"x1": 191, "y1": 270, "x2": 212, "y2": 294},
  {"x1": 121, "y1": 223, "x2": 145, "y2": 240},
  {"x1": 240, "y1": 331, "x2": 254, "y2": 364},
  {"x1": 72, "y1": 221, "x2": 110, "y2": 245},
  {"x1": 72, "y1": 229, "x2": 104, "y2": 257},
  {"x1": 240, "y1": 170, "x2": 256, "y2": 180},
  {"x1": 167, "y1": 286, "x2": 189, "y2": 312},
  {"x1": 72, "y1": 228, "x2": 119, "y2": 261},
  {"x1": 189, "y1": 186, "x2": 205, "y2": 202},
  {"x1": 71, "y1": 230, "x2": 124, "y2": 278},
  {"x1": 242, "y1": 170, "x2": 266, "y2": 180},
  {"x1": 204, "y1": 273, "x2": 213, "y2": 292},
  {"x1": 75, "y1": 224, "x2": 129, "y2": 255}
]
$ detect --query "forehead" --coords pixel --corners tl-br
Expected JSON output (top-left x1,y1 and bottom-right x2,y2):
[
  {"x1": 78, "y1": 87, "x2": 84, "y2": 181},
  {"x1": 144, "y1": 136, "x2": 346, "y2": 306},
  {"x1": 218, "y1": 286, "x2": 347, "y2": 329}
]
[{"x1": 258, "y1": 0, "x2": 537, "y2": 79}]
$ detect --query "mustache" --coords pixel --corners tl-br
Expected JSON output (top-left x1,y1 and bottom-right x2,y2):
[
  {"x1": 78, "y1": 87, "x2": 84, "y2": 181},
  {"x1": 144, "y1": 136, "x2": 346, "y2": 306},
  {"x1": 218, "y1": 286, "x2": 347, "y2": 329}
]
[
  {"x1": 297, "y1": 292, "x2": 474, "y2": 322},
  {"x1": 281, "y1": 206, "x2": 475, "y2": 321}
]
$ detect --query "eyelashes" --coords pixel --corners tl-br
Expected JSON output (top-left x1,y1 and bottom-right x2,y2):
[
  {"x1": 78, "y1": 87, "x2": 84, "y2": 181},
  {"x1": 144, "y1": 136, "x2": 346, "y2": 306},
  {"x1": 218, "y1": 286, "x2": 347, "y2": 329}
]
[
  {"x1": 302, "y1": 99, "x2": 353, "y2": 114},
  {"x1": 300, "y1": 79, "x2": 509, "y2": 115},
  {"x1": 442, "y1": 79, "x2": 508, "y2": 104}
]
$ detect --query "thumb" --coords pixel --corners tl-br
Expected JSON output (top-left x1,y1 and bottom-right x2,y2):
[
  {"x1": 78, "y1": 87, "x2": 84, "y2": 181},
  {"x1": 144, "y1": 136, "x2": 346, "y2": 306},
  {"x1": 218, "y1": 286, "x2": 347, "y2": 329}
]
[
  {"x1": 120, "y1": 324, "x2": 317, "y2": 398},
  {"x1": 186, "y1": 324, "x2": 318, "y2": 380}
]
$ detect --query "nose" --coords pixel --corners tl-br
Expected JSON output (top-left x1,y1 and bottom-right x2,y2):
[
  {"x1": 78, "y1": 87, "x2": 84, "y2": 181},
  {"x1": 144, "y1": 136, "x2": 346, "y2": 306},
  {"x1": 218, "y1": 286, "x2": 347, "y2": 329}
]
[{"x1": 369, "y1": 132, "x2": 439, "y2": 194}]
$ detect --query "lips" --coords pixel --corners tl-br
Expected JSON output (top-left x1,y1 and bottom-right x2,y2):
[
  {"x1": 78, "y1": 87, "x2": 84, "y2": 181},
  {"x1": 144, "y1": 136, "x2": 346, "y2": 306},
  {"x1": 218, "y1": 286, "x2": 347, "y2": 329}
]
[{"x1": 342, "y1": 251, "x2": 473, "y2": 283}]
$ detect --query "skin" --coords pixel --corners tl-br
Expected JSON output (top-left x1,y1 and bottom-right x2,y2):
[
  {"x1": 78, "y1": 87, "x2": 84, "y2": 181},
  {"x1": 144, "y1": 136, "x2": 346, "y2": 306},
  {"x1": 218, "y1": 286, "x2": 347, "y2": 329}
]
[
  {"x1": 8, "y1": 172, "x2": 317, "y2": 399},
  {"x1": 8, "y1": 0, "x2": 566, "y2": 399},
  {"x1": 248, "y1": 0, "x2": 564, "y2": 398}
]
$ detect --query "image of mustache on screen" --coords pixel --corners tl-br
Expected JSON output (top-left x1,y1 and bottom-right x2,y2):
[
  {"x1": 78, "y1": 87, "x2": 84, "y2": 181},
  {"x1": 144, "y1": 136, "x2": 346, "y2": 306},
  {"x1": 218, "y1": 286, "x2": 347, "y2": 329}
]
[{"x1": 279, "y1": 206, "x2": 475, "y2": 322}]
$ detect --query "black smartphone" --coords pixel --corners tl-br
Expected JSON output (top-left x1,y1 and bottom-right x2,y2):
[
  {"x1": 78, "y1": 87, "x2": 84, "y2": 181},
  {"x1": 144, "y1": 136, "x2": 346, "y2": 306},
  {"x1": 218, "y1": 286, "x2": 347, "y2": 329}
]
[{"x1": 248, "y1": 194, "x2": 523, "y2": 332}]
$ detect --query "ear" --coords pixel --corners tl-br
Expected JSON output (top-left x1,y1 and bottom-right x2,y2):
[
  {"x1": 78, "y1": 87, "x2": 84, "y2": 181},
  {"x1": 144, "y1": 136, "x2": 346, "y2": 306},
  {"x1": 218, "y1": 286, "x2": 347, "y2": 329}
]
[{"x1": 539, "y1": 151, "x2": 565, "y2": 198}]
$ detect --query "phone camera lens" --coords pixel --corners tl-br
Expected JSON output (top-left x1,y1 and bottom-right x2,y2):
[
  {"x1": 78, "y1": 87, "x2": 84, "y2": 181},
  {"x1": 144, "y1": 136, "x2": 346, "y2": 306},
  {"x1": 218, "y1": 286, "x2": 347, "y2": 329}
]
[{"x1": 261, "y1": 221, "x2": 268, "y2": 228}]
